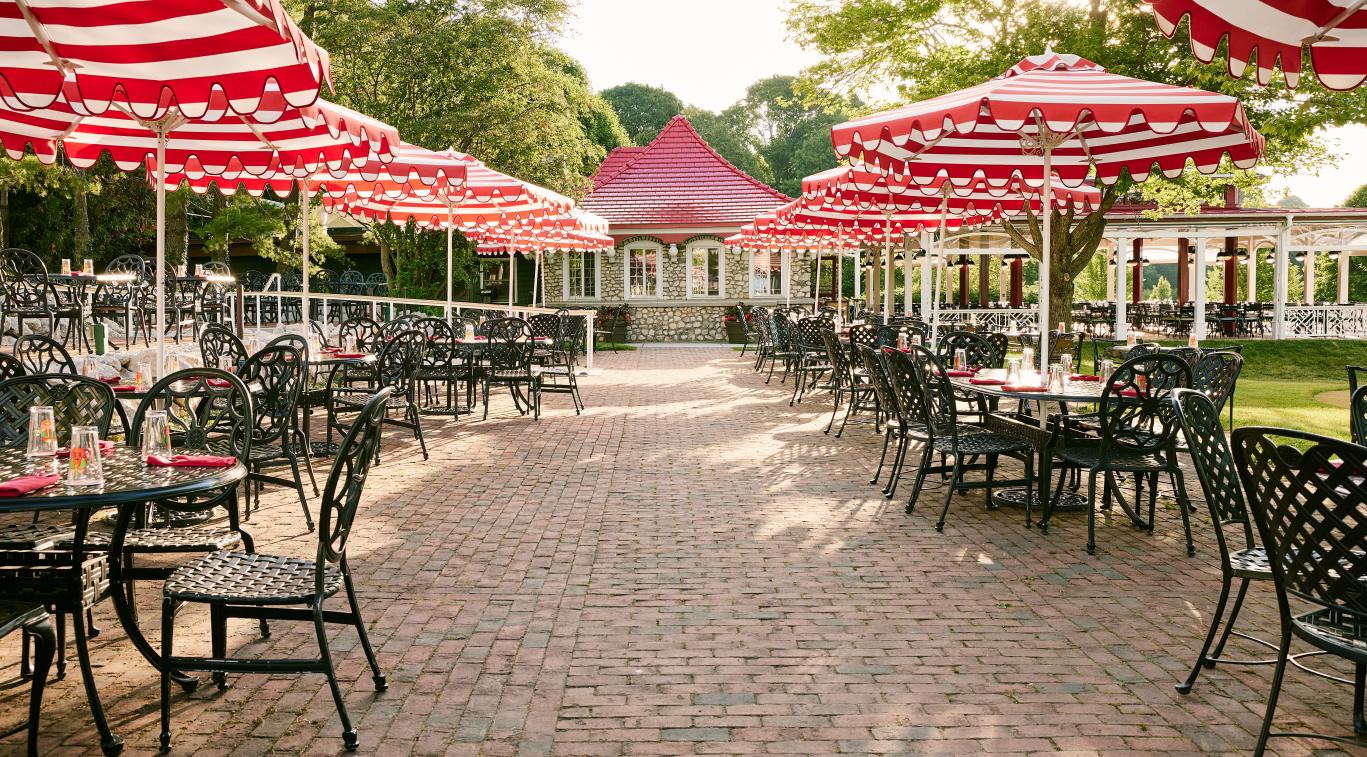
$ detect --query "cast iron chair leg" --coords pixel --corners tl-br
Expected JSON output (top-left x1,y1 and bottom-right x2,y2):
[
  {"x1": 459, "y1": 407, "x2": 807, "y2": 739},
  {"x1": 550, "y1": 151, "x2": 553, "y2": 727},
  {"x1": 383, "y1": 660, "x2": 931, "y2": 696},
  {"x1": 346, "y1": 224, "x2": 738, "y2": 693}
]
[
  {"x1": 905, "y1": 443, "x2": 932, "y2": 514},
  {"x1": 25, "y1": 614, "x2": 54, "y2": 757},
  {"x1": 1170, "y1": 467, "x2": 1196, "y2": 556},
  {"x1": 935, "y1": 455, "x2": 962, "y2": 532},
  {"x1": 1355, "y1": 663, "x2": 1366, "y2": 735},
  {"x1": 286, "y1": 457, "x2": 315, "y2": 532},
  {"x1": 1086, "y1": 469, "x2": 1099, "y2": 555},
  {"x1": 313, "y1": 605, "x2": 359, "y2": 751},
  {"x1": 72, "y1": 598, "x2": 123, "y2": 756},
  {"x1": 342, "y1": 569, "x2": 387, "y2": 691},
  {"x1": 159, "y1": 598, "x2": 173, "y2": 753},
  {"x1": 871, "y1": 430, "x2": 893, "y2": 486},
  {"x1": 210, "y1": 604, "x2": 228, "y2": 690},
  {"x1": 1176, "y1": 573, "x2": 1233, "y2": 694},
  {"x1": 1252, "y1": 626, "x2": 1294, "y2": 757}
]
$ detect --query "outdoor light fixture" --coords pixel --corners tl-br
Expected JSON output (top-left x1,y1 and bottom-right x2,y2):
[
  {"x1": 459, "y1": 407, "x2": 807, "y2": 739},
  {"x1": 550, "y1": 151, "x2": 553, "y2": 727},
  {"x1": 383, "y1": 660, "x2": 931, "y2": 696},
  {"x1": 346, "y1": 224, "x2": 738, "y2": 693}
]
[
  {"x1": 667, "y1": 243, "x2": 679, "y2": 259},
  {"x1": 1330, "y1": 251, "x2": 1341, "y2": 261},
  {"x1": 893, "y1": 252, "x2": 905, "y2": 263}
]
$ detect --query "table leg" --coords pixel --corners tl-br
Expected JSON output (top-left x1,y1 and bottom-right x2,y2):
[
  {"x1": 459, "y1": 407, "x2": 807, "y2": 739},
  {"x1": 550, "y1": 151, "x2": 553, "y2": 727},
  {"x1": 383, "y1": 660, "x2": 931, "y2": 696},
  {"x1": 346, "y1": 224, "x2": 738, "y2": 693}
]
[{"x1": 70, "y1": 511, "x2": 125, "y2": 755}]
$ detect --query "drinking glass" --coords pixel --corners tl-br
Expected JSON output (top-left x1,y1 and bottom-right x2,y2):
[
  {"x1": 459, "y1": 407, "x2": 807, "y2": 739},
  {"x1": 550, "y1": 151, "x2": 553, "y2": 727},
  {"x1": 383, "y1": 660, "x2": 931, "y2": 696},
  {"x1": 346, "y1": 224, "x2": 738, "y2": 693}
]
[
  {"x1": 1048, "y1": 364, "x2": 1065, "y2": 392},
  {"x1": 910, "y1": 334, "x2": 922, "y2": 347},
  {"x1": 81, "y1": 259, "x2": 94, "y2": 275},
  {"x1": 136, "y1": 362, "x2": 151, "y2": 391},
  {"x1": 26, "y1": 407, "x2": 57, "y2": 457},
  {"x1": 141, "y1": 410, "x2": 172, "y2": 460},
  {"x1": 1099, "y1": 359, "x2": 1114, "y2": 380},
  {"x1": 1059, "y1": 353, "x2": 1073, "y2": 376},
  {"x1": 464, "y1": 323, "x2": 476, "y2": 341},
  {"x1": 1005, "y1": 358, "x2": 1021, "y2": 385},
  {"x1": 1022, "y1": 347, "x2": 1035, "y2": 372},
  {"x1": 194, "y1": 264, "x2": 204, "y2": 277},
  {"x1": 954, "y1": 348, "x2": 967, "y2": 370},
  {"x1": 60, "y1": 258, "x2": 71, "y2": 275},
  {"x1": 66, "y1": 426, "x2": 104, "y2": 486}
]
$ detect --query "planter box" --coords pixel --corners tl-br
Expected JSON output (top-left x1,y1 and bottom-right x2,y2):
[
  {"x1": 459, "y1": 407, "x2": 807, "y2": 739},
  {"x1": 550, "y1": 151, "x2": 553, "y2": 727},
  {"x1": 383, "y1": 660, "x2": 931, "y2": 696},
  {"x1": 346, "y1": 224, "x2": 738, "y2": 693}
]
[{"x1": 724, "y1": 322, "x2": 748, "y2": 344}]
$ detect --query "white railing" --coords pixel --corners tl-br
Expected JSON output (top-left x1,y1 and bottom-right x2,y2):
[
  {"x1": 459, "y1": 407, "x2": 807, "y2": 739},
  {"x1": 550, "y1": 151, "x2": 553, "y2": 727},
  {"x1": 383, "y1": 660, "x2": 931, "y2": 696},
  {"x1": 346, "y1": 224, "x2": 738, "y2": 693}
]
[
  {"x1": 1284, "y1": 305, "x2": 1367, "y2": 339},
  {"x1": 242, "y1": 275, "x2": 599, "y2": 368},
  {"x1": 934, "y1": 308, "x2": 1039, "y2": 333}
]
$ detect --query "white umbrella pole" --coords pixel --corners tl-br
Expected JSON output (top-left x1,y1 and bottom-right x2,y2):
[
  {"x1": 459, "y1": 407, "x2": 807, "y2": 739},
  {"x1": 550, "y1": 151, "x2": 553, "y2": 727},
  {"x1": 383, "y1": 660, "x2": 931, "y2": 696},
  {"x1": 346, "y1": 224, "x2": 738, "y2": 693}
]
[
  {"x1": 882, "y1": 222, "x2": 893, "y2": 323},
  {"x1": 445, "y1": 201, "x2": 453, "y2": 322},
  {"x1": 814, "y1": 250, "x2": 821, "y2": 313},
  {"x1": 931, "y1": 203, "x2": 949, "y2": 348},
  {"x1": 1038, "y1": 147, "x2": 1053, "y2": 374},
  {"x1": 508, "y1": 250, "x2": 514, "y2": 310},
  {"x1": 534, "y1": 251, "x2": 542, "y2": 308},
  {"x1": 836, "y1": 247, "x2": 844, "y2": 316},
  {"x1": 155, "y1": 131, "x2": 167, "y2": 375},
  {"x1": 784, "y1": 248, "x2": 791, "y2": 308},
  {"x1": 300, "y1": 183, "x2": 311, "y2": 334}
]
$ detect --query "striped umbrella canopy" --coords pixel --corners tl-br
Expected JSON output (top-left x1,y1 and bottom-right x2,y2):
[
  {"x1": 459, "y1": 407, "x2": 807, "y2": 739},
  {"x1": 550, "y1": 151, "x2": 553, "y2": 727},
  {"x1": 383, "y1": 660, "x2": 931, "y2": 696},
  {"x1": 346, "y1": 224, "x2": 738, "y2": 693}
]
[
  {"x1": 469, "y1": 211, "x2": 611, "y2": 309},
  {"x1": 1148, "y1": 0, "x2": 1367, "y2": 90},
  {"x1": 0, "y1": 0, "x2": 330, "y2": 118},
  {"x1": 799, "y1": 164, "x2": 1101, "y2": 217},
  {"x1": 831, "y1": 51, "x2": 1265, "y2": 369}
]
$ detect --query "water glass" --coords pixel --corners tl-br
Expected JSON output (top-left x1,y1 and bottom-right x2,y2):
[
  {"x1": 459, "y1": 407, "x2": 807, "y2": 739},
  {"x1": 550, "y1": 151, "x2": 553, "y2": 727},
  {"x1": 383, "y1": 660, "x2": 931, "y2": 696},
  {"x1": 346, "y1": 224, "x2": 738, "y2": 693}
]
[
  {"x1": 1005, "y1": 358, "x2": 1022, "y2": 385},
  {"x1": 464, "y1": 323, "x2": 476, "y2": 341},
  {"x1": 910, "y1": 334, "x2": 922, "y2": 347},
  {"x1": 1048, "y1": 364, "x2": 1065, "y2": 392},
  {"x1": 1099, "y1": 359, "x2": 1114, "y2": 380},
  {"x1": 66, "y1": 426, "x2": 104, "y2": 486},
  {"x1": 954, "y1": 348, "x2": 967, "y2": 371},
  {"x1": 141, "y1": 410, "x2": 172, "y2": 460},
  {"x1": 194, "y1": 264, "x2": 204, "y2": 277},
  {"x1": 26, "y1": 407, "x2": 57, "y2": 457},
  {"x1": 1059, "y1": 353, "x2": 1073, "y2": 376},
  {"x1": 81, "y1": 259, "x2": 94, "y2": 276},
  {"x1": 1022, "y1": 347, "x2": 1035, "y2": 372},
  {"x1": 135, "y1": 362, "x2": 151, "y2": 391},
  {"x1": 60, "y1": 258, "x2": 71, "y2": 275}
]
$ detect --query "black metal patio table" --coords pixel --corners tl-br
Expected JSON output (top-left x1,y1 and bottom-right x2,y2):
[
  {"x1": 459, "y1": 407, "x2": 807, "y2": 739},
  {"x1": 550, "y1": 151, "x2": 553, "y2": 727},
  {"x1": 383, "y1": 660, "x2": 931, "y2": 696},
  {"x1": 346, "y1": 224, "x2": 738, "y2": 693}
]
[{"x1": 0, "y1": 446, "x2": 246, "y2": 755}]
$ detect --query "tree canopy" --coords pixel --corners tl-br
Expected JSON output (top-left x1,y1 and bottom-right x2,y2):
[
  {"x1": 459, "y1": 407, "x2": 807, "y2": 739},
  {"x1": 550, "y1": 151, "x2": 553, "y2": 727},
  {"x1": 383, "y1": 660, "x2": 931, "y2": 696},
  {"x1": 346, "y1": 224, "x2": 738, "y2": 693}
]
[{"x1": 601, "y1": 83, "x2": 685, "y2": 146}]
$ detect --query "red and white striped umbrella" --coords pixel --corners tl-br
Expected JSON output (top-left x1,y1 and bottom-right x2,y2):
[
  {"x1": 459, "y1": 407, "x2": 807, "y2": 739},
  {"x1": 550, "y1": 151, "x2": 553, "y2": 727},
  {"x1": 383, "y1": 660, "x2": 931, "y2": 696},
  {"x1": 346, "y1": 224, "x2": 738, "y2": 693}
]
[
  {"x1": 1148, "y1": 0, "x2": 1367, "y2": 90},
  {"x1": 0, "y1": 0, "x2": 329, "y2": 118},
  {"x1": 799, "y1": 165, "x2": 1100, "y2": 216},
  {"x1": 831, "y1": 51, "x2": 1265, "y2": 368}
]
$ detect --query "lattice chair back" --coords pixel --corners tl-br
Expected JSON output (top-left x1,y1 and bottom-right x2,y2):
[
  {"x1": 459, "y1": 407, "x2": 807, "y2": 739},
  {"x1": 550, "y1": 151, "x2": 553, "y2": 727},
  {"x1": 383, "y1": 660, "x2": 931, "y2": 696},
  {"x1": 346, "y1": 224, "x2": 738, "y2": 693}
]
[
  {"x1": 483, "y1": 319, "x2": 532, "y2": 374},
  {"x1": 1192, "y1": 351, "x2": 1242, "y2": 416},
  {"x1": 130, "y1": 369, "x2": 252, "y2": 511},
  {"x1": 104, "y1": 254, "x2": 146, "y2": 278},
  {"x1": 847, "y1": 324, "x2": 877, "y2": 354},
  {"x1": 265, "y1": 332, "x2": 309, "y2": 360},
  {"x1": 750, "y1": 307, "x2": 771, "y2": 347},
  {"x1": 1166, "y1": 345, "x2": 1202, "y2": 369},
  {"x1": 308, "y1": 320, "x2": 332, "y2": 349},
  {"x1": 819, "y1": 329, "x2": 851, "y2": 388},
  {"x1": 1097, "y1": 353, "x2": 1190, "y2": 457},
  {"x1": 281, "y1": 272, "x2": 302, "y2": 291},
  {"x1": 379, "y1": 313, "x2": 420, "y2": 342},
  {"x1": 983, "y1": 332, "x2": 1009, "y2": 369},
  {"x1": 1232, "y1": 427, "x2": 1367, "y2": 619},
  {"x1": 0, "y1": 374, "x2": 114, "y2": 446},
  {"x1": 14, "y1": 335, "x2": 75, "y2": 375},
  {"x1": 339, "y1": 269, "x2": 365, "y2": 293},
  {"x1": 794, "y1": 317, "x2": 828, "y2": 352},
  {"x1": 365, "y1": 272, "x2": 388, "y2": 296},
  {"x1": 1353, "y1": 387, "x2": 1367, "y2": 446},
  {"x1": 241, "y1": 270, "x2": 266, "y2": 292},
  {"x1": 339, "y1": 317, "x2": 381, "y2": 351},
  {"x1": 1125, "y1": 343, "x2": 1160, "y2": 360},
  {"x1": 0, "y1": 248, "x2": 52, "y2": 310},
  {"x1": 935, "y1": 330, "x2": 994, "y2": 369},
  {"x1": 905, "y1": 345, "x2": 959, "y2": 440},
  {"x1": 93, "y1": 257, "x2": 142, "y2": 307},
  {"x1": 527, "y1": 313, "x2": 561, "y2": 342},
  {"x1": 882, "y1": 347, "x2": 930, "y2": 430},
  {"x1": 1050, "y1": 331, "x2": 1080, "y2": 363},
  {"x1": 318, "y1": 387, "x2": 392, "y2": 567},
  {"x1": 201, "y1": 261, "x2": 231, "y2": 277},
  {"x1": 1171, "y1": 389, "x2": 1257, "y2": 554},
  {"x1": 199, "y1": 324, "x2": 248, "y2": 371},
  {"x1": 238, "y1": 345, "x2": 304, "y2": 450},
  {"x1": 0, "y1": 353, "x2": 24, "y2": 381},
  {"x1": 411, "y1": 318, "x2": 455, "y2": 368},
  {"x1": 770, "y1": 313, "x2": 795, "y2": 351},
  {"x1": 375, "y1": 330, "x2": 426, "y2": 399},
  {"x1": 854, "y1": 344, "x2": 894, "y2": 416}
]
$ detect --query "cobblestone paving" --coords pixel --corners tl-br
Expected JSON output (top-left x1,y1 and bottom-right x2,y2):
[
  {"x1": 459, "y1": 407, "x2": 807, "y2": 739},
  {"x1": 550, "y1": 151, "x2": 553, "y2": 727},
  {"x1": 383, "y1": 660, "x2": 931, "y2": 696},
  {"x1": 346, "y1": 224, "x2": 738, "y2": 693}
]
[{"x1": 1, "y1": 344, "x2": 1359, "y2": 755}]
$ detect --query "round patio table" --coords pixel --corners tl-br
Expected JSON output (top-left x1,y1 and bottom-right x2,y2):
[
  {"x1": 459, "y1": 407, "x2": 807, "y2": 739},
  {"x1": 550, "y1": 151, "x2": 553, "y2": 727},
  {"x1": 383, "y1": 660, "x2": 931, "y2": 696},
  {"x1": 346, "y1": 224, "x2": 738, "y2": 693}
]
[
  {"x1": 947, "y1": 369, "x2": 1118, "y2": 525},
  {"x1": 0, "y1": 446, "x2": 246, "y2": 755}
]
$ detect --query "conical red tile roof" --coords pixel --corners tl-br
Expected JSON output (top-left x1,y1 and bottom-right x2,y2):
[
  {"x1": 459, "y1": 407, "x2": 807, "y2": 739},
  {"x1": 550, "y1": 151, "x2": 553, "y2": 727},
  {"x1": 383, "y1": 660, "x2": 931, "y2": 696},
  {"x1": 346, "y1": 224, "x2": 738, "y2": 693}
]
[{"x1": 584, "y1": 115, "x2": 789, "y2": 228}]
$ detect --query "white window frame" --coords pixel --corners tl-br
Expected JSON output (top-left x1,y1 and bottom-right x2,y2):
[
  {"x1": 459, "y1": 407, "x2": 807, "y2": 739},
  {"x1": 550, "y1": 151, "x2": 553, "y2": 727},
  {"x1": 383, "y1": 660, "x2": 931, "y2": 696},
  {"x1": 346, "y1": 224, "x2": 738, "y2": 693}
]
[
  {"x1": 686, "y1": 241, "x2": 725, "y2": 299},
  {"x1": 749, "y1": 249, "x2": 787, "y2": 298},
  {"x1": 624, "y1": 242, "x2": 663, "y2": 300},
  {"x1": 562, "y1": 251, "x2": 600, "y2": 301}
]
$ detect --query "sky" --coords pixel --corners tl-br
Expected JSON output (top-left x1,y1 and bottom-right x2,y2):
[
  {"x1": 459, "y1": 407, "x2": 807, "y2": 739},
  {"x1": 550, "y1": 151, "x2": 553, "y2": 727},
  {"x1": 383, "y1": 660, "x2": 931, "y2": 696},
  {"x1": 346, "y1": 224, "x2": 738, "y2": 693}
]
[{"x1": 557, "y1": 0, "x2": 1363, "y2": 208}]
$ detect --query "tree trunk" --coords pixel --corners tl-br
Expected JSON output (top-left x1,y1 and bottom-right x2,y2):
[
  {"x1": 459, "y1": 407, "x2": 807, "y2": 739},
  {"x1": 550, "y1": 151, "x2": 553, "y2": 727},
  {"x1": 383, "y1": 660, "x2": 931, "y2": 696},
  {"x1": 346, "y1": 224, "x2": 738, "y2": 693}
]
[
  {"x1": 212, "y1": 193, "x2": 228, "y2": 263},
  {"x1": 0, "y1": 187, "x2": 9, "y2": 248},
  {"x1": 73, "y1": 168, "x2": 89, "y2": 258},
  {"x1": 379, "y1": 236, "x2": 395, "y2": 285}
]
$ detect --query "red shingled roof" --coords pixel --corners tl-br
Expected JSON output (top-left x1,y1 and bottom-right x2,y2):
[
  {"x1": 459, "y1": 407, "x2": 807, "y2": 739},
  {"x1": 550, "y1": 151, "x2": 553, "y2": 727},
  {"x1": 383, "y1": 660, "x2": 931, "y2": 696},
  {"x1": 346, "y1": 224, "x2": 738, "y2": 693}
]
[{"x1": 583, "y1": 115, "x2": 790, "y2": 228}]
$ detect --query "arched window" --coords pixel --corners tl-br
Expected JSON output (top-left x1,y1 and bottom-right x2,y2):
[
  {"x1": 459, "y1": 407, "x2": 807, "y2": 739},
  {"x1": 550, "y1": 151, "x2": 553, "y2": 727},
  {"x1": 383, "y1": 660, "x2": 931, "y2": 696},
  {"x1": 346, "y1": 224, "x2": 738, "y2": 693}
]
[
  {"x1": 686, "y1": 240, "x2": 723, "y2": 298},
  {"x1": 624, "y1": 241, "x2": 663, "y2": 299}
]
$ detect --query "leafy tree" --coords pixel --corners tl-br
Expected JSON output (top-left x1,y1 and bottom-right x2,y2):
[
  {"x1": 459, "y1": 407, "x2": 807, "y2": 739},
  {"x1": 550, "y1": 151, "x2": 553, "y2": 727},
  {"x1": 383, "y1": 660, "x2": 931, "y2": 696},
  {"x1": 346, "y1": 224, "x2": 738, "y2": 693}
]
[
  {"x1": 1346, "y1": 183, "x2": 1367, "y2": 208},
  {"x1": 601, "y1": 83, "x2": 685, "y2": 146},
  {"x1": 735, "y1": 75, "x2": 856, "y2": 197},
  {"x1": 686, "y1": 106, "x2": 774, "y2": 187},
  {"x1": 1147, "y1": 275, "x2": 1173, "y2": 301},
  {"x1": 789, "y1": 0, "x2": 1348, "y2": 325},
  {"x1": 1276, "y1": 194, "x2": 1309, "y2": 209}
]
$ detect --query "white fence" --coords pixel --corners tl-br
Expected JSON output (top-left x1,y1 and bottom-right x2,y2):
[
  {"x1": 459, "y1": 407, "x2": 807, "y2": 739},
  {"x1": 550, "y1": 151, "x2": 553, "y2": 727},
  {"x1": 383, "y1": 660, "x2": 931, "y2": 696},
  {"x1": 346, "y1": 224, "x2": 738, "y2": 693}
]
[
  {"x1": 934, "y1": 308, "x2": 1040, "y2": 333},
  {"x1": 1284, "y1": 305, "x2": 1367, "y2": 339}
]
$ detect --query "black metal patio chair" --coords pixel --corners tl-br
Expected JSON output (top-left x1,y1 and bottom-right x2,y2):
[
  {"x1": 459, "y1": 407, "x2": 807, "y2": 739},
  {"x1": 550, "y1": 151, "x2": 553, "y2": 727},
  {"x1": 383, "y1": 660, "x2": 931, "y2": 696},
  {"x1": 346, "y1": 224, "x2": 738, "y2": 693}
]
[
  {"x1": 198, "y1": 324, "x2": 248, "y2": 373},
  {"x1": 228, "y1": 344, "x2": 316, "y2": 530},
  {"x1": 0, "y1": 602, "x2": 54, "y2": 757},
  {"x1": 330, "y1": 329, "x2": 428, "y2": 458},
  {"x1": 0, "y1": 248, "x2": 81, "y2": 349},
  {"x1": 14, "y1": 334, "x2": 75, "y2": 375}
]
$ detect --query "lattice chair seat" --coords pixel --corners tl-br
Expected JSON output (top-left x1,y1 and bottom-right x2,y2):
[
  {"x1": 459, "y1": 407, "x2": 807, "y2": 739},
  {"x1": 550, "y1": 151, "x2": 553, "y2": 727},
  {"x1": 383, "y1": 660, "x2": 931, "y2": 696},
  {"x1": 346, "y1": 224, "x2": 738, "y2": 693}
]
[
  {"x1": 1293, "y1": 607, "x2": 1367, "y2": 659},
  {"x1": 1228, "y1": 546, "x2": 1271, "y2": 577},
  {"x1": 0, "y1": 523, "x2": 73, "y2": 549},
  {"x1": 332, "y1": 387, "x2": 413, "y2": 410},
  {"x1": 65, "y1": 527, "x2": 243, "y2": 554},
  {"x1": 1055, "y1": 441, "x2": 1171, "y2": 472},
  {"x1": 932, "y1": 431, "x2": 1032, "y2": 456},
  {"x1": 164, "y1": 551, "x2": 342, "y2": 605}
]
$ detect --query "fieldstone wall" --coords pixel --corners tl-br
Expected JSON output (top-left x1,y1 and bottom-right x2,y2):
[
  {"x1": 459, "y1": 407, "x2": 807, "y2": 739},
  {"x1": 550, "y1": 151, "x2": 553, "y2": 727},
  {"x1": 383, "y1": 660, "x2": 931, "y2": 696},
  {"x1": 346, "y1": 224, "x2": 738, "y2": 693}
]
[{"x1": 625, "y1": 305, "x2": 727, "y2": 341}]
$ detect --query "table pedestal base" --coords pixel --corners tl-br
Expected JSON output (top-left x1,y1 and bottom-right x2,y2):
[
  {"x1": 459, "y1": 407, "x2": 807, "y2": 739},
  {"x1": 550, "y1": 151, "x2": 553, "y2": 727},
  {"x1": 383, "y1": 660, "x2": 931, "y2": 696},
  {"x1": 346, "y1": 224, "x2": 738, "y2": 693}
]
[{"x1": 992, "y1": 488, "x2": 1088, "y2": 512}]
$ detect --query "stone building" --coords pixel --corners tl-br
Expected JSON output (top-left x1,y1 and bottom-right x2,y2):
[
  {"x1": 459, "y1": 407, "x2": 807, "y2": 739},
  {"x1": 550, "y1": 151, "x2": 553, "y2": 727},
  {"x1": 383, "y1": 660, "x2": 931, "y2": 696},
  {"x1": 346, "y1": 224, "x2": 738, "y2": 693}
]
[{"x1": 543, "y1": 115, "x2": 809, "y2": 341}]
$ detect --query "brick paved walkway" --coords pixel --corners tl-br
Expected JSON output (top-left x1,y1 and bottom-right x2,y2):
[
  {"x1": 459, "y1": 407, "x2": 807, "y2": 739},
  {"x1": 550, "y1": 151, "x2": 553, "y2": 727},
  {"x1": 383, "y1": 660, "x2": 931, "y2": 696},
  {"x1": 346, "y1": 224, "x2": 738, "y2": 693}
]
[{"x1": 2, "y1": 344, "x2": 1358, "y2": 755}]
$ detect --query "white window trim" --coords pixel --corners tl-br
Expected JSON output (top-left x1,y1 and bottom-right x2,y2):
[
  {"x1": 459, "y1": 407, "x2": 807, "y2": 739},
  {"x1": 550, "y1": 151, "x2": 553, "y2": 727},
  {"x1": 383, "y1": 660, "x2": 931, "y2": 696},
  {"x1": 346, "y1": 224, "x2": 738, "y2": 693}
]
[
  {"x1": 561, "y1": 251, "x2": 601, "y2": 302},
  {"x1": 748, "y1": 249, "x2": 787, "y2": 298},
  {"x1": 624, "y1": 242, "x2": 664, "y2": 300},
  {"x1": 686, "y1": 241, "x2": 725, "y2": 299}
]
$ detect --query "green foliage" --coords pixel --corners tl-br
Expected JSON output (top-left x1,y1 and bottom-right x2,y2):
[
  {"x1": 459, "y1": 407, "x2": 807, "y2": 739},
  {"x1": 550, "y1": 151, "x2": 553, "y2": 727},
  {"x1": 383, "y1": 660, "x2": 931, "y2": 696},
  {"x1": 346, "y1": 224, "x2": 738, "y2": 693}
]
[
  {"x1": 601, "y1": 83, "x2": 685, "y2": 146},
  {"x1": 735, "y1": 75, "x2": 857, "y2": 197},
  {"x1": 685, "y1": 106, "x2": 773, "y2": 187},
  {"x1": 1074, "y1": 249, "x2": 1109, "y2": 301},
  {"x1": 192, "y1": 192, "x2": 283, "y2": 261},
  {"x1": 365, "y1": 219, "x2": 479, "y2": 302},
  {"x1": 1147, "y1": 275, "x2": 1173, "y2": 301},
  {"x1": 1346, "y1": 183, "x2": 1367, "y2": 208}
]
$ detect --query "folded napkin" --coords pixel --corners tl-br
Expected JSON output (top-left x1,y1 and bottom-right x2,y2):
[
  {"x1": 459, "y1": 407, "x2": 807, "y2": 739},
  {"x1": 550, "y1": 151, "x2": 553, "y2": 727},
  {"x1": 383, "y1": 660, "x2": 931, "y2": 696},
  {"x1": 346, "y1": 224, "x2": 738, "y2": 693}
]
[
  {"x1": 1069, "y1": 374, "x2": 1100, "y2": 382},
  {"x1": 56, "y1": 440, "x2": 115, "y2": 458},
  {"x1": 1116, "y1": 388, "x2": 1139, "y2": 398},
  {"x1": 946, "y1": 369, "x2": 977, "y2": 378},
  {"x1": 206, "y1": 378, "x2": 232, "y2": 388},
  {"x1": 146, "y1": 454, "x2": 237, "y2": 468},
  {"x1": 0, "y1": 473, "x2": 60, "y2": 497},
  {"x1": 1003, "y1": 384, "x2": 1046, "y2": 393},
  {"x1": 969, "y1": 377, "x2": 1006, "y2": 386},
  {"x1": 334, "y1": 352, "x2": 367, "y2": 359},
  {"x1": 112, "y1": 385, "x2": 136, "y2": 392},
  {"x1": 98, "y1": 376, "x2": 121, "y2": 384}
]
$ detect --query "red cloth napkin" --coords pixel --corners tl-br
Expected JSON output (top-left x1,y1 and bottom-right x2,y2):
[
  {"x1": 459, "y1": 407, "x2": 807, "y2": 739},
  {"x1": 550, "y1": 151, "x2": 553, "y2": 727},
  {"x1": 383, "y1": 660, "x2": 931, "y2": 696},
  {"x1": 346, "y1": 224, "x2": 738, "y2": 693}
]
[
  {"x1": 206, "y1": 378, "x2": 231, "y2": 388},
  {"x1": 1116, "y1": 388, "x2": 1139, "y2": 398},
  {"x1": 146, "y1": 454, "x2": 237, "y2": 468},
  {"x1": 1069, "y1": 374, "x2": 1100, "y2": 382},
  {"x1": 97, "y1": 376, "x2": 121, "y2": 384},
  {"x1": 0, "y1": 473, "x2": 60, "y2": 497},
  {"x1": 969, "y1": 377, "x2": 1005, "y2": 386},
  {"x1": 946, "y1": 369, "x2": 976, "y2": 378},
  {"x1": 334, "y1": 352, "x2": 367, "y2": 359},
  {"x1": 56, "y1": 440, "x2": 115, "y2": 458},
  {"x1": 112, "y1": 385, "x2": 136, "y2": 392},
  {"x1": 1003, "y1": 384, "x2": 1047, "y2": 393}
]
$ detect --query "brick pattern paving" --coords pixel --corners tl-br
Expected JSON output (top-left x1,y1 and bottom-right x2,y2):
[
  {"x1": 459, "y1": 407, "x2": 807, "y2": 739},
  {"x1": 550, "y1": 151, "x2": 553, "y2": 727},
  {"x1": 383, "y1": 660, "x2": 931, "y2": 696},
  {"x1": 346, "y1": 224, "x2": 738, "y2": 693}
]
[{"x1": 0, "y1": 344, "x2": 1359, "y2": 755}]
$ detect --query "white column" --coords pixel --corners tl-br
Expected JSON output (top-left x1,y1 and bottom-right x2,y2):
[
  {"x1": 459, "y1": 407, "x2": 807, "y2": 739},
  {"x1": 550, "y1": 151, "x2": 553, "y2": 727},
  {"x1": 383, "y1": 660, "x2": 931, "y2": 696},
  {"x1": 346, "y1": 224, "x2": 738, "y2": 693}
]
[
  {"x1": 1114, "y1": 236, "x2": 1129, "y2": 339},
  {"x1": 1193, "y1": 239, "x2": 1209, "y2": 338},
  {"x1": 1246, "y1": 250, "x2": 1257, "y2": 302},
  {"x1": 1340, "y1": 251, "x2": 1351, "y2": 304},
  {"x1": 1273, "y1": 220, "x2": 1291, "y2": 339},
  {"x1": 901, "y1": 237, "x2": 914, "y2": 316},
  {"x1": 1105, "y1": 248, "x2": 1116, "y2": 302},
  {"x1": 1304, "y1": 250, "x2": 1317, "y2": 303},
  {"x1": 997, "y1": 255, "x2": 1009, "y2": 304},
  {"x1": 853, "y1": 249, "x2": 862, "y2": 302},
  {"x1": 919, "y1": 232, "x2": 933, "y2": 317}
]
